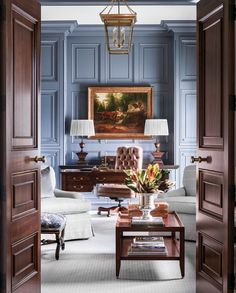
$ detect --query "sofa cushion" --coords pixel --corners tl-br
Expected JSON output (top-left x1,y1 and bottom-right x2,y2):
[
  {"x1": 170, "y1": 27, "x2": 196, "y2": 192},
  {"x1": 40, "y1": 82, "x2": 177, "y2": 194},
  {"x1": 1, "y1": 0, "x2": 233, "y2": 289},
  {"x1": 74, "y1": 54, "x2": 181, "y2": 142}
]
[
  {"x1": 183, "y1": 165, "x2": 196, "y2": 196},
  {"x1": 157, "y1": 196, "x2": 196, "y2": 215},
  {"x1": 41, "y1": 198, "x2": 91, "y2": 215},
  {"x1": 41, "y1": 166, "x2": 56, "y2": 198}
]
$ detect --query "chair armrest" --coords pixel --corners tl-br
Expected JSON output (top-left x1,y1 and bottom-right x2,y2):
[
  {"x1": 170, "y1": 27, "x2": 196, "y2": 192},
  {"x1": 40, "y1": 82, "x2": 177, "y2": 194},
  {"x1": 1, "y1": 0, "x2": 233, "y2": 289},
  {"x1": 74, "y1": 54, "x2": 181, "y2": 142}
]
[
  {"x1": 157, "y1": 187, "x2": 186, "y2": 199},
  {"x1": 54, "y1": 188, "x2": 84, "y2": 200},
  {"x1": 165, "y1": 187, "x2": 186, "y2": 197}
]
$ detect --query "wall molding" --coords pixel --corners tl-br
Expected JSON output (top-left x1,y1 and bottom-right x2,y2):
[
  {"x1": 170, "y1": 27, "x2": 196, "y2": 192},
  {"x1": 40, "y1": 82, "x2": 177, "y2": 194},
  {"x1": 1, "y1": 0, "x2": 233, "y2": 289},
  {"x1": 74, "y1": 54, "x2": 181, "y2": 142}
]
[
  {"x1": 41, "y1": 21, "x2": 78, "y2": 36},
  {"x1": 161, "y1": 20, "x2": 196, "y2": 33},
  {"x1": 40, "y1": 0, "x2": 197, "y2": 6}
]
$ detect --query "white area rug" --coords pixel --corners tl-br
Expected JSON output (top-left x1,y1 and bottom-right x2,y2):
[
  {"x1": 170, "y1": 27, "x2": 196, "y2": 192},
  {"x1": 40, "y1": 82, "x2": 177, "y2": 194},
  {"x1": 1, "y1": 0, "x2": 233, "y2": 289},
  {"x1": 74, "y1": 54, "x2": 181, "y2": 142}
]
[{"x1": 41, "y1": 213, "x2": 196, "y2": 293}]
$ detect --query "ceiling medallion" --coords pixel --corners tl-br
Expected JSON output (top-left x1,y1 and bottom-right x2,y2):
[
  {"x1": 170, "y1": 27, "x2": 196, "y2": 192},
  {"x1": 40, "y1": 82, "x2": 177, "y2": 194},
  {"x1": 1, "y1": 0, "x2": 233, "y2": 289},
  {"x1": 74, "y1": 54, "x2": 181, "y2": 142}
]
[{"x1": 100, "y1": 0, "x2": 137, "y2": 54}]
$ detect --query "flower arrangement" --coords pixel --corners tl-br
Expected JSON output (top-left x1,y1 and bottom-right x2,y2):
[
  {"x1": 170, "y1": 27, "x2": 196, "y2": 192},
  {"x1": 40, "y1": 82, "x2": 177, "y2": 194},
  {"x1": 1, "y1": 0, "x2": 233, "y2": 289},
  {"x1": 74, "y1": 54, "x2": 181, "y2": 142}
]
[{"x1": 124, "y1": 163, "x2": 173, "y2": 194}]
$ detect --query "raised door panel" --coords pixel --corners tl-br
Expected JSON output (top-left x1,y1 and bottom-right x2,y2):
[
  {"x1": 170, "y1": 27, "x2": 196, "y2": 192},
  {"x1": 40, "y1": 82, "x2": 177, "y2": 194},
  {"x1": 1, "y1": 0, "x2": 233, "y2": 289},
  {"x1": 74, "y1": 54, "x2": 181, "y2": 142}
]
[
  {"x1": 199, "y1": 9, "x2": 223, "y2": 149},
  {"x1": 12, "y1": 170, "x2": 38, "y2": 221},
  {"x1": 12, "y1": 234, "x2": 39, "y2": 292},
  {"x1": 12, "y1": 7, "x2": 37, "y2": 149}
]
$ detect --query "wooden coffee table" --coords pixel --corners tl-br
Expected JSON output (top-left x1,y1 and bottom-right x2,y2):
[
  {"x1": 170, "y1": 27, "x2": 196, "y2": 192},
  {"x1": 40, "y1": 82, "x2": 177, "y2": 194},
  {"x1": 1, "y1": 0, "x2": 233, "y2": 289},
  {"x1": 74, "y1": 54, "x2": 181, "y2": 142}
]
[{"x1": 116, "y1": 211, "x2": 185, "y2": 278}]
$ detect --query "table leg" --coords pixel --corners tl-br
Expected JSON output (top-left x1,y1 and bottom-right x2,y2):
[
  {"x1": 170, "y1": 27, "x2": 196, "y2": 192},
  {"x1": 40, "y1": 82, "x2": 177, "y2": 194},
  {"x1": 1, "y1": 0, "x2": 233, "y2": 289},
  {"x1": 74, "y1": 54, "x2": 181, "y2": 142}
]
[
  {"x1": 179, "y1": 228, "x2": 185, "y2": 278},
  {"x1": 171, "y1": 231, "x2": 176, "y2": 239},
  {"x1": 116, "y1": 229, "x2": 121, "y2": 278}
]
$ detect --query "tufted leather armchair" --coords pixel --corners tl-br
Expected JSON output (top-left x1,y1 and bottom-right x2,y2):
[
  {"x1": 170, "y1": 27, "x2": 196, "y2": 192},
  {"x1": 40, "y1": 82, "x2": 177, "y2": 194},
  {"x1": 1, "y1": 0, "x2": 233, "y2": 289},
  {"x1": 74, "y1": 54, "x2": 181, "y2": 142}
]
[
  {"x1": 96, "y1": 146, "x2": 143, "y2": 217},
  {"x1": 115, "y1": 146, "x2": 143, "y2": 171}
]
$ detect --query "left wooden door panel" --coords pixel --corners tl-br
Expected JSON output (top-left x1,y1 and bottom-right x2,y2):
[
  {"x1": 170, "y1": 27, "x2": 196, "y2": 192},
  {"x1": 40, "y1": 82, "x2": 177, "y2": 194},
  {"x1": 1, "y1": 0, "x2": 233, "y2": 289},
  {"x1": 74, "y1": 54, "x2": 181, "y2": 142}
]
[{"x1": 0, "y1": 1, "x2": 41, "y2": 293}]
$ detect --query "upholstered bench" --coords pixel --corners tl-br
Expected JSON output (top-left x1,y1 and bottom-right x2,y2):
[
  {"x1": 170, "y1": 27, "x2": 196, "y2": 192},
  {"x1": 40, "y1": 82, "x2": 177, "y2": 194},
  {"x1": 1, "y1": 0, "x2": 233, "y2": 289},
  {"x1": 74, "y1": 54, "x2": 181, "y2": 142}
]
[{"x1": 41, "y1": 213, "x2": 66, "y2": 260}]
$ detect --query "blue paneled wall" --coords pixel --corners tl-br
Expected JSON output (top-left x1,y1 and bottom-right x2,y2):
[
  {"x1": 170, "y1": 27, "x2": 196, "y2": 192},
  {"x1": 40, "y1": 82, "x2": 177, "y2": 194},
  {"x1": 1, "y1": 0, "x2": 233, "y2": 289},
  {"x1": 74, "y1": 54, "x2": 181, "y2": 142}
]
[
  {"x1": 41, "y1": 22, "x2": 196, "y2": 185},
  {"x1": 65, "y1": 26, "x2": 174, "y2": 167}
]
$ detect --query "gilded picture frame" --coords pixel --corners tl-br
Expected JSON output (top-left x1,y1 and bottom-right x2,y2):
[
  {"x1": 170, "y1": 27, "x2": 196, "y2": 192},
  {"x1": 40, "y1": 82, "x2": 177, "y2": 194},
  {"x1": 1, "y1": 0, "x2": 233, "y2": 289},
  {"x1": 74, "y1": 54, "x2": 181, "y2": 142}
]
[{"x1": 88, "y1": 86, "x2": 153, "y2": 139}]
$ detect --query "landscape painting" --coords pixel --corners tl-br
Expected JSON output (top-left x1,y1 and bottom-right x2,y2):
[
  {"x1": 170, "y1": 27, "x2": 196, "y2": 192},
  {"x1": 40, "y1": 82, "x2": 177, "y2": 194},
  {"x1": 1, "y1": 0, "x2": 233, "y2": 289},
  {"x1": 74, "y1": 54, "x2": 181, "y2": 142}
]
[{"x1": 88, "y1": 87, "x2": 153, "y2": 139}]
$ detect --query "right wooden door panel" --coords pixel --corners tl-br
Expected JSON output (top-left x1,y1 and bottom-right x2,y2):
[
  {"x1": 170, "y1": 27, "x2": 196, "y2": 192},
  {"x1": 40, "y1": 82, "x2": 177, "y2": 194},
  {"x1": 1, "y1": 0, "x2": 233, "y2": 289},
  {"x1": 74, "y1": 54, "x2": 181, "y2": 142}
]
[{"x1": 197, "y1": 0, "x2": 234, "y2": 292}]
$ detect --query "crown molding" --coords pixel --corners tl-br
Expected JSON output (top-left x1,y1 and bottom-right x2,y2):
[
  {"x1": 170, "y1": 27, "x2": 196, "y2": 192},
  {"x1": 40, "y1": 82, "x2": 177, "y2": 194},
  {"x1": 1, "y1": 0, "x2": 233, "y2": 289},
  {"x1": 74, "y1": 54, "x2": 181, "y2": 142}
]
[
  {"x1": 41, "y1": 20, "x2": 79, "y2": 36},
  {"x1": 161, "y1": 20, "x2": 196, "y2": 33},
  {"x1": 40, "y1": 0, "x2": 197, "y2": 6}
]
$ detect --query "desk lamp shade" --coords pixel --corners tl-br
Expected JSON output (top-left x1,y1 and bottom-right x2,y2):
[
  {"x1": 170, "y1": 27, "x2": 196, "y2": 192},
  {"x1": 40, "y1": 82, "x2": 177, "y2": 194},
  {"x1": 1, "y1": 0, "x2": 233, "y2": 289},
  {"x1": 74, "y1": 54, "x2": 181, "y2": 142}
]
[
  {"x1": 144, "y1": 119, "x2": 169, "y2": 136},
  {"x1": 70, "y1": 119, "x2": 95, "y2": 137},
  {"x1": 144, "y1": 119, "x2": 169, "y2": 166},
  {"x1": 70, "y1": 120, "x2": 95, "y2": 163}
]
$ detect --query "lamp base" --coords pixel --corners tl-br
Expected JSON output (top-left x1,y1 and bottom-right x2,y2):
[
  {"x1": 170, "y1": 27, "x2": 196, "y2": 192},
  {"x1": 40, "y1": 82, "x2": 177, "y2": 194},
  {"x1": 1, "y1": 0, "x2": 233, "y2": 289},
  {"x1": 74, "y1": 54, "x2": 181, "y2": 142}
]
[
  {"x1": 76, "y1": 151, "x2": 88, "y2": 164},
  {"x1": 151, "y1": 151, "x2": 165, "y2": 167}
]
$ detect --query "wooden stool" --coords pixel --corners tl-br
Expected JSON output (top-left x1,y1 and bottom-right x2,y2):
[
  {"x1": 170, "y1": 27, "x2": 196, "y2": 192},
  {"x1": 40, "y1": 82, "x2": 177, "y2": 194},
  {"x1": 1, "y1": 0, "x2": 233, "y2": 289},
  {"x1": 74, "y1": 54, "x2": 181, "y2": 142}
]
[{"x1": 41, "y1": 213, "x2": 66, "y2": 260}]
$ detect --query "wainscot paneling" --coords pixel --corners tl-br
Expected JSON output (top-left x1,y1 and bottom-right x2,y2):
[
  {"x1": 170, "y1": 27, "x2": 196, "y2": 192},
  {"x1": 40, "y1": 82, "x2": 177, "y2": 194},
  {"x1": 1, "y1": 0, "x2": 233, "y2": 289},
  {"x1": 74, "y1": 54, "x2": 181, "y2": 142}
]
[
  {"x1": 72, "y1": 44, "x2": 100, "y2": 83},
  {"x1": 65, "y1": 26, "x2": 175, "y2": 166},
  {"x1": 41, "y1": 149, "x2": 61, "y2": 184},
  {"x1": 180, "y1": 89, "x2": 197, "y2": 145},
  {"x1": 106, "y1": 47, "x2": 134, "y2": 83},
  {"x1": 170, "y1": 29, "x2": 197, "y2": 187},
  {"x1": 41, "y1": 29, "x2": 68, "y2": 185},
  {"x1": 41, "y1": 39, "x2": 58, "y2": 81},
  {"x1": 139, "y1": 44, "x2": 169, "y2": 84},
  {"x1": 41, "y1": 90, "x2": 59, "y2": 146},
  {"x1": 41, "y1": 22, "x2": 196, "y2": 194}
]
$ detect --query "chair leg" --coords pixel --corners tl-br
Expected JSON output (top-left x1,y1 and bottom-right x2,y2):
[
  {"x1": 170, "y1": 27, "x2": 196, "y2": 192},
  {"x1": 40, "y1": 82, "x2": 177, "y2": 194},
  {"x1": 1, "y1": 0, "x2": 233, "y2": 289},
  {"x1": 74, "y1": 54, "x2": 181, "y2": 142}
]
[
  {"x1": 60, "y1": 228, "x2": 65, "y2": 251},
  {"x1": 55, "y1": 232, "x2": 60, "y2": 260}
]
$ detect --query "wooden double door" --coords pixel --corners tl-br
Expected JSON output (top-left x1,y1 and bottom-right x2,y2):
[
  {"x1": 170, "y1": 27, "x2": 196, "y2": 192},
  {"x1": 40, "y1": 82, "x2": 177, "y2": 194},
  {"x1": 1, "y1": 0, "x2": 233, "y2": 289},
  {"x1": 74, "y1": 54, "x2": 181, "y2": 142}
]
[
  {"x1": 196, "y1": 0, "x2": 235, "y2": 292},
  {"x1": 0, "y1": 0, "x2": 41, "y2": 292},
  {"x1": 0, "y1": 0, "x2": 235, "y2": 292}
]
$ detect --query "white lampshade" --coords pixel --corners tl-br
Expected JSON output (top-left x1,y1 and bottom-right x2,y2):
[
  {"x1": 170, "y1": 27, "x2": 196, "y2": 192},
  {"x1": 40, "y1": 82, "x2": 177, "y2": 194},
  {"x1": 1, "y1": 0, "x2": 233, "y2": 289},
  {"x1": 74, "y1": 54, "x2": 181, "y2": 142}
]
[
  {"x1": 144, "y1": 119, "x2": 169, "y2": 136},
  {"x1": 70, "y1": 120, "x2": 95, "y2": 137}
]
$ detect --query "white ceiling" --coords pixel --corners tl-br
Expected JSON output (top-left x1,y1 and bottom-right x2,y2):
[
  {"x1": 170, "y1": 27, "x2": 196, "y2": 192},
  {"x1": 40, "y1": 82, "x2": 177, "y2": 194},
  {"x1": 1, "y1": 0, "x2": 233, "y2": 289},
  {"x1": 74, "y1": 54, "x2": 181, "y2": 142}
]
[{"x1": 41, "y1": 5, "x2": 196, "y2": 24}]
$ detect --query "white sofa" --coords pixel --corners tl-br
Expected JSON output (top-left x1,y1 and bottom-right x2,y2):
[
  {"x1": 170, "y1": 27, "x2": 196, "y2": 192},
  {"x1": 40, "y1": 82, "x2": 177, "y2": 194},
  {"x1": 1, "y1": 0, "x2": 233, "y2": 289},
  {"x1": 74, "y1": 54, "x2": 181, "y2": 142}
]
[
  {"x1": 41, "y1": 166, "x2": 93, "y2": 241},
  {"x1": 157, "y1": 165, "x2": 196, "y2": 241}
]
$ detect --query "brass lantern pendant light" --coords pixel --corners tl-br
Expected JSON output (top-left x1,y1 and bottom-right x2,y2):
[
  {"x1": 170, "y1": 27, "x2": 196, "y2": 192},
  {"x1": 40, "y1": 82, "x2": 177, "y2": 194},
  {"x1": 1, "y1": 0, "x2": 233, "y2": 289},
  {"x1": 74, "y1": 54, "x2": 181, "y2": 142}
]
[{"x1": 100, "y1": 0, "x2": 137, "y2": 54}]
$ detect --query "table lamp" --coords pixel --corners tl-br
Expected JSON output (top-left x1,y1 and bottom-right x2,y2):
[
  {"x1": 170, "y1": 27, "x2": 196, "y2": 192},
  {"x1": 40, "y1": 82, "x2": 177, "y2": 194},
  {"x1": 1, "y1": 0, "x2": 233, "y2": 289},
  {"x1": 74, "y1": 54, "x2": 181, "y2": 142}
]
[
  {"x1": 144, "y1": 119, "x2": 169, "y2": 166},
  {"x1": 70, "y1": 119, "x2": 95, "y2": 164}
]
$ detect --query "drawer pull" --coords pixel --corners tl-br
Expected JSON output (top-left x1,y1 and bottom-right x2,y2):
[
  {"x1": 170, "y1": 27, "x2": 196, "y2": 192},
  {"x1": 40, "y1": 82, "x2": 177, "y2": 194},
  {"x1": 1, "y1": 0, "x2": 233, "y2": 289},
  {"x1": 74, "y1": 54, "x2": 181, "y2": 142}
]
[
  {"x1": 96, "y1": 177, "x2": 106, "y2": 182},
  {"x1": 73, "y1": 177, "x2": 84, "y2": 181},
  {"x1": 73, "y1": 185, "x2": 84, "y2": 189}
]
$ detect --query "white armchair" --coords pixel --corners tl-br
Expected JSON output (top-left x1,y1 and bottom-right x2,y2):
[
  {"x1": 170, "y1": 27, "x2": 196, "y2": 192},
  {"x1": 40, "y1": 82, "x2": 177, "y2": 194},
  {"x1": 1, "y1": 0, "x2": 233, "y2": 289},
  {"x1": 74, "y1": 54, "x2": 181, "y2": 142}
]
[
  {"x1": 156, "y1": 165, "x2": 196, "y2": 241},
  {"x1": 41, "y1": 166, "x2": 93, "y2": 241}
]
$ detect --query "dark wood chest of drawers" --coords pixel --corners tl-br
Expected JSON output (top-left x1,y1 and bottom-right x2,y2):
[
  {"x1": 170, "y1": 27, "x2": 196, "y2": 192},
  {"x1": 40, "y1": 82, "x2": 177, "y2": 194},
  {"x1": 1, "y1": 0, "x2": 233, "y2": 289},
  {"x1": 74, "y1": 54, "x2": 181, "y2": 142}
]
[{"x1": 61, "y1": 169, "x2": 126, "y2": 192}]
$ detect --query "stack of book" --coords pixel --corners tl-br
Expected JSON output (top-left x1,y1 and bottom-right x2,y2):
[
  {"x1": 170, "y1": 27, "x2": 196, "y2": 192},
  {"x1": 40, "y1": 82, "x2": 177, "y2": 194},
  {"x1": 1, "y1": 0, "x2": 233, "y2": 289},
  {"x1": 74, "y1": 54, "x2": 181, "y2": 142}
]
[
  {"x1": 131, "y1": 216, "x2": 164, "y2": 226},
  {"x1": 128, "y1": 236, "x2": 167, "y2": 256}
]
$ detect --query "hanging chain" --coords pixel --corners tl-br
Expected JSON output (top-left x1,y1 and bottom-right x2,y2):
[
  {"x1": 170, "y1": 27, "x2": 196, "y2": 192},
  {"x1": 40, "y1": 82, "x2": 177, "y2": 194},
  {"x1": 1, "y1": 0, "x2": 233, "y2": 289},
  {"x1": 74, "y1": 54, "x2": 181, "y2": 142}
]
[{"x1": 100, "y1": 0, "x2": 136, "y2": 15}]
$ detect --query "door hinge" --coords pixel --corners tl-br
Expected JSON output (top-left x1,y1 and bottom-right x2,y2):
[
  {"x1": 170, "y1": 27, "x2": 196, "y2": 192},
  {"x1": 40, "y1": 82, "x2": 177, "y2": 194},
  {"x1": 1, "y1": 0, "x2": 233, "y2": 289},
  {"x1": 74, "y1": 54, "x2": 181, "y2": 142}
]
[
  {"x1": 0, "y1": 95, "x2": 6, "y2": 112},
  {"x1": 229, "y1": 95, "x2": 236, "y2": 111},
  {"x1": 0, "y1": 184, "x2": 6, "y2": 202},
  {"x1": 0, "y1": 3, "x2": 6, "y2": 22},
  {"x1": 228, "y1": 273, "x2": 235, "y2": 290},
  {"x1": 0, "y1": 272, "x2": 6, "y2": 291}
]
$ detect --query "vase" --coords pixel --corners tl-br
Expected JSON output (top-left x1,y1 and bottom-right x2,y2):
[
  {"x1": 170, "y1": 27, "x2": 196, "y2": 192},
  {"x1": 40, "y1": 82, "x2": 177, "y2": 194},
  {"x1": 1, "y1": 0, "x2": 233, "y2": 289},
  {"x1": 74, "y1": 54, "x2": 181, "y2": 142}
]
[{"x1": 138, "y1": 193, "x2": 157, "y2": 220}]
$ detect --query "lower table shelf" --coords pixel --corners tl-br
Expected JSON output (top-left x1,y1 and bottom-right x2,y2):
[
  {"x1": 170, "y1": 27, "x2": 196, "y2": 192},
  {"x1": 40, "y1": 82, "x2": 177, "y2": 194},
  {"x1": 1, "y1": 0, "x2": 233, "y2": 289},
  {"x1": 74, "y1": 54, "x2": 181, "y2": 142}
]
[{"x1": 121, "y1": 236, "x2": 180, "y2": 260}]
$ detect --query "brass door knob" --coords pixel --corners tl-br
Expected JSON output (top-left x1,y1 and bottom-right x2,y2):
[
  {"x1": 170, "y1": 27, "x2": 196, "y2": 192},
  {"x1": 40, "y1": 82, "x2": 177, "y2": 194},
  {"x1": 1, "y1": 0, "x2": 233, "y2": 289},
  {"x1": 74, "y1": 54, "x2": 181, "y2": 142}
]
[
  {"x1": 34, "y1": 156, "x2": 46, "y2": 163},
  {"x1": 191, "y1": 156, "x2": 208, "y2": 163}
]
